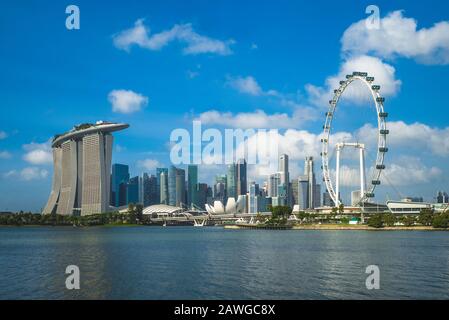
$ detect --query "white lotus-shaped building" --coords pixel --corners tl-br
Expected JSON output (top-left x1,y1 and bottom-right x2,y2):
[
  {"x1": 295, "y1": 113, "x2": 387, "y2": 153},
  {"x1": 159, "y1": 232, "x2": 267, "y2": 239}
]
[{"x1": 205, "y1": 196, "x2": 247, "y2": 215}]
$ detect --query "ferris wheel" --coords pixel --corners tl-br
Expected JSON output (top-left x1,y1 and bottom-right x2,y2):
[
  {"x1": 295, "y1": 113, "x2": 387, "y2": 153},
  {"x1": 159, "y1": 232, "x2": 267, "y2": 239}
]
[{"x1": 321, "y1": 71, "x2": 388, "y2": 207}]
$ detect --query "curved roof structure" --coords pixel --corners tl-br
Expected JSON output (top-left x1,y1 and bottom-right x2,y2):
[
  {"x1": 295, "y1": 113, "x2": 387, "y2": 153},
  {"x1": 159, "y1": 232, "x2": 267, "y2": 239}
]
[
  {"x1": 52, "y1": 121, "x2": 129, "y2": 147},
  {"x1": 142, "y1": 204, "x2": 184, "y2": 215}
]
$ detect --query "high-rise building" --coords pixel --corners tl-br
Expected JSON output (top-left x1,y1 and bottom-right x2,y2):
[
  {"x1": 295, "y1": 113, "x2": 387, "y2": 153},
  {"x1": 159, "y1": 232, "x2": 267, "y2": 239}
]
[
  {"x1": 196, "y1": 183, "x2": 208, "y2": 210},
  {"x1": 249, "y1": 181, "x2": 259, "y2": 213},
  {"x1": 187, "y1": 165, "x2": 198, "y2": 209},
  {"x1": 140, "y1": 173, "x2": 158, "y2": 206},
  {"x1": 236, "y1": 159, "x2": 247, "y2": 196},
  {"x1": 268, "y1": 173, "x2": 281, "y2": 197},
  {"x1": 278, "y1": 154, "x2": 290, "y2": 206},
  {"x1": 214, "y1": 174, "x2": 227, "y2": 203},
  {"x1": 291, "y1": 179, "x2": 299, "y2": 206},
  {"x1": 43, "y1": 122, "x2": 128, "y2": 216},
  {"x1": 127, "y1": 176, "x2": 139, "y2": 204},
  {"x1": 111, "y1": 163, "x2": 130, "y2": 207},
  {"x1": 169, "y1": 166, "x2": 186, "y2": 207},
  {"x1": 175, "y1": 168, "x2": 186, "y2": 208},
  {"x1": 304, "y1": 157, "x2": 317, "y2": 209},
  {"x1": 297, "y1": 175, "x2": 309, "y2": 210},
  {"x1": 314, "y1": 184, "x2": 321, "y2": 208},
  {"x1": 156, "y1": 168, "x2": 168, "y2": 204},
  {"x1": 160, "y1": 171, "x2": 169, "y2": 204},
  {"x1": 323, "y1": 189, "x2": 335, "y2": 207},
  {"x1": 437, "y1": 191, "x2": 449, "y2": 203},
  {"x1": 227, "y1": 164, "x2": 237, "y2": 199}
]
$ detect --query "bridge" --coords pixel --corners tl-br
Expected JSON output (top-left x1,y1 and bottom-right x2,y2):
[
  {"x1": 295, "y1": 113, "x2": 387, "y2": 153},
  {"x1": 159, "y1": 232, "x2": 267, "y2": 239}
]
[{"x1": 147, "y1": 212, "x2": 273, "y2": 226}]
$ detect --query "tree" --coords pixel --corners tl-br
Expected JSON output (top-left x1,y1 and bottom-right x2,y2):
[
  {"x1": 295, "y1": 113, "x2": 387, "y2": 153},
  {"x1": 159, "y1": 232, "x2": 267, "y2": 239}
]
[
  {"x1": 403, "y1": 215, "x2": 416, "y2": 227},
  {"x1": 432, "y1": 213, "x2": 449, "y2": 229},
  {"x1": 418, "y1": 208, "x2": 434, "y2": 226},
  {"x1": 382, "y1": 213, "x2": 396, "y2": 227},
  {"x1": 338, "y1": 204, "x2": 345, "y2": 214},
  {"x1": 368, "y1": 214, "x2": 383, "y2": 228}
]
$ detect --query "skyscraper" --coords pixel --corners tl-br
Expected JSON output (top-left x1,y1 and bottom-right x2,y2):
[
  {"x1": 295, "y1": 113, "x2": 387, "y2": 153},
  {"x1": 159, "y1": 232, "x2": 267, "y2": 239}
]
[
  {"x1": 297, "y1": 175, "x2": 309, "y2": 210},
  {"x1": 43, "y1": 122, "x2": 129, "y2": 216},
  {"x1": 111, "y1": 163, "x2": 130, "y2": 207},
  {"x1": 188, "y1": 165, "x2": 198, "y2": 208},
  {"x1": 236, "y1": 158, "x2": 247, "y2": 196},
  {"x1": 169, "y1": 165, "x2": 186, "y2": 207},
  {"x1": 156, "y1": 168, "x2": 168, "y2": 204},
  {"x1": 278, "y1": 154, "x2": 289, "y2": 206},
  {"x1": 227, "y1": 164, "x2": 237, "y2": 199},
  {"x1": 127, "y1": 176, "x2": 139, "y2": 204},
  {"x1": 160, "y1": 171, "x2": 168, "y2": 205},
  {"x1": 304, "y1": 157, "x2": 317, "y2": 209},
  {"x1": 213, "y1": 174, "x2": 227, "y2": 203},
  {"x1": 141, "y1": 173, "x2": 158, "y2": 206},
  {"x1": 249, "y1": 181, "x2": 260, "y2": 213},
  {"x1": 268, "y1": 173, "x2": 281, "y2": 197},
  {"x1": 168, "y1": 166, "x2": 177, "y2": 206}
]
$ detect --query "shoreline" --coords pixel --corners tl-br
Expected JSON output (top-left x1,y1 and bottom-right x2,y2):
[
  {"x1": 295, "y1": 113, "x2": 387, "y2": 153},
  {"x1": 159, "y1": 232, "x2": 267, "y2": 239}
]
[{"x1": 225, "y1": 224, "x2": 448, "y2": 231}]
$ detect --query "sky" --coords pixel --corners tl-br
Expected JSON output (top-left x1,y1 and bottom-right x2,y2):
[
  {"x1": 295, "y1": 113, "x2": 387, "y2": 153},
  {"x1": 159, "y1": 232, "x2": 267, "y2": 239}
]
[{"x1": 1, "y1": 0, "x2": 449, "y2": 211}]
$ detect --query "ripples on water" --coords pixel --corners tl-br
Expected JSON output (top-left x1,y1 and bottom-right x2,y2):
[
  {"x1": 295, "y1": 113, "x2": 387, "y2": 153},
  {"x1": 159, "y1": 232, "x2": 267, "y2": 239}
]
[{"x1": 0, "y1": 226, "x2": 449, "y2": 299}]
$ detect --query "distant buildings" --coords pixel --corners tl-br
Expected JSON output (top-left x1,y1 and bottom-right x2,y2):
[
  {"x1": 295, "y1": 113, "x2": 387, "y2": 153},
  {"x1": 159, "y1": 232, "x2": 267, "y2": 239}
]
[
  {"x1": 187, "y1": 165, "x2": 198, "y2": 209},
  {"x1": 168, "y1": 165, "x2": 186, "y2": 208},
  {"x1": 226, "y1": 164, "x2": 237, "y2": 199},
  {"x1": 236, "y1": 158, "x2": 247, "y2": 196},
  {"x1": 111, "y1": 163, "x2": 130, "y2": 207},
  {"x1": 42, "y1": 121, "x2": 129, "y2": 216},
  {"x1": 351, "y1": 190, "x2": 361, "y2": 206},
  {"x1": 437, "y1": 191, "x2": 449, "y2": 203}
]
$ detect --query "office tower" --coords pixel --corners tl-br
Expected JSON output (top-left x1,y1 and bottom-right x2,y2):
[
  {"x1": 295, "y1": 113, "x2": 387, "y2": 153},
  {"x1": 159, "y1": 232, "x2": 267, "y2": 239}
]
[
  {"x1": 111, "y1": 163, "x2": 130, "y2": 207},
  {"x1": 227, "y1": 164, "x2": 237, "y2": 199},
  {"x1": 168, "y1": 166, "x2": 177, "y2": 206},
  {"x1": 323, "y1": 189, "x2": 335, "y2": 207},
  {"x1": 304, "y1": 157, "x2": 316, "y2": 209},
  {"x1": 175, "y1": 168, "x2": 186, "y2": 208},
  {"x1": 196, "y1": 183, "x2": 208, "y2": 210},
  {"x1": 291, "y1": 179, "x2": 299, "y2": 206},
  {"x1": 268, "y1": 173, "x2": 281, "y2": 197},
  {"x1": 156, "y1": 168, "x2": 168, "y2": 203},
  {"x1": 206, "y1": 186, "x2": 214, "y2": 206},
  {"x1": 188, "y1": 165, "x2": 198, "y2": 208},
  {"x1": 249, "y1": 181, "x2": 259, "y2": 213},
  {"x1": 43, "y1": 122, "x2": 128, "y2": 216},
  {"x1": 436, "y1": 191, "x2": 448, "y2": 203},
  {"x1": 314, "y1": 184, "x2": 321, "y2": 208},
  {"x1": 127, "y1": 176, "x2": 139, "y2": 204},
  {"x1": 160, "y1": 171, "x2": 168, "y2": 204},
  {"x1": 141, "y1": 173, "x2": 158, "y2": 206},
  {"x1": 277, "y1": 184, "x2": 287, "y2": 206},
  {"x1": 214, "y1": 174, "x2": 227, "y2": 203},
  {"x1": 297, "y1": 175, "x2": 309, "y2": 210},
  {"x1": 278, "y1": 154, "x2": 290, "y2": 206},
  {"x1": 236, "y1": 158, "x2": 247, "y2": 196}
]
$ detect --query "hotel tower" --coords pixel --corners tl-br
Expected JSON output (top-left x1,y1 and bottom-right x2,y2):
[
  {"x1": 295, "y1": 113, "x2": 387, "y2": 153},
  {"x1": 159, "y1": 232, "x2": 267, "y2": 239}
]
[{"x1": 42, "y1": 121, "x2": 129, "y2": 216}]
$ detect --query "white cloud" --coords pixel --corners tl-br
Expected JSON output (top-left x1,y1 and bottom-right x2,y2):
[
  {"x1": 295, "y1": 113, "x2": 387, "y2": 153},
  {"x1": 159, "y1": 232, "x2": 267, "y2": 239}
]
[
  {"x1": 22, "y1": 140, "x2": 53, "y2": 165},
  {"x1": 0, "y1": 131, "x2": 7, "y2": 140},
  {"x1": 20, "y1": 167, "x2": 49, "y2": 181},
  {"x1": 0, "y1": 151, "x2": 12, "y2": 159},
  {"x1": 342, "y1": 11, "x2": 449, "y2": 65},
  {"x1": 227, "y1": 76, "x2": 264, "y2": 96},
  {"x1": 113, "y1": 19, "x2": 234, "y2": 56},
  {"x1": 306, "y1": 55, "x2": 401, "y2": 106},
  {"x1": 382, "y1": 157, "x2": 442, "y2": 186},
  {"x1": 196, "y1": 108, "x2": 318, "y2": 129},
  {"x1": 3, "y1": 167, "x2": 49, "y2": 181},
  {"x1": 356, "y1": 121, "x2": 449, "y2": 157},
  {"x1": 108, "y1": 89, "x2": 148, "y2": 114},
  {"x1": 137, "y1": 158, "x2": 162, "y2": 171}
]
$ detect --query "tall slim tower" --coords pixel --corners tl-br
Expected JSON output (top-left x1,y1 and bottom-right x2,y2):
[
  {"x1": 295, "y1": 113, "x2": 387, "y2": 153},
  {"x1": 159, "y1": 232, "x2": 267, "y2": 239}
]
[
  {"x1": 187, "y1": 165, "x2": 198, "y2": 208},
  {"x1": 236, "y1": 159, "x2": 247, "y2": 196},
  {"x1": 304, "y1": 157, "x2": 316, "y2": 209},
  {"x1": 43, "y1": 121, "x2": 129, "y2": 216},
  {"x1": 226, "y1": 163, "x2": 237, "y2": 199}
]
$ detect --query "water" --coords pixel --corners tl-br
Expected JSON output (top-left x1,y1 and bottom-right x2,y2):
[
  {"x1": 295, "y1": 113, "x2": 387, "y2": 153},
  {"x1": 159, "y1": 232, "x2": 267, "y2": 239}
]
[{"x1": 1, "y1": 226, "x2": 449, "y2": 300}]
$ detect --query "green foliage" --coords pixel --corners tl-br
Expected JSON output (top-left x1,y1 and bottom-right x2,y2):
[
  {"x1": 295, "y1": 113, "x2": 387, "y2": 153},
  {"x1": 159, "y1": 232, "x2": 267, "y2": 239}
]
[
  {"x1": 368, "y1": 214, "x2": 384, "y2": 228},
  {"x1": 382, "y1": 213, "x2": 397, "y2": 227},
  {"x1": 0, "y1": 211, "x2": 141, "y2": 227},
  {"x1": 418, "y1": 208, "x2": 434, "y2": 226},
  {"x1": 432, "y1": 212, "x2": 449, "y2": 229},
  {"x1": 338, "y1": 204, "x2": 344, "y2": 214},
  {"x1": 270, "y1": 206, "x2": 291, "y2": 219}
]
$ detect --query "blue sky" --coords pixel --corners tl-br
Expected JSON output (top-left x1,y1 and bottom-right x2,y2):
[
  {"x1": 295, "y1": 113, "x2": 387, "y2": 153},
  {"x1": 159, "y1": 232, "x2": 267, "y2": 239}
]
[{"x1": 1, "y1": 0, "x2": 449, "y2": 211}]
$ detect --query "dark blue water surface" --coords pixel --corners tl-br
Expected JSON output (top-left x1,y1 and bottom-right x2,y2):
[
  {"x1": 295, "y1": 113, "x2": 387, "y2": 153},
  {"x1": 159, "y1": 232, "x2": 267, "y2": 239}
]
[{"x1": 1, "y1": 226, "x2": 449, "y2": 299}]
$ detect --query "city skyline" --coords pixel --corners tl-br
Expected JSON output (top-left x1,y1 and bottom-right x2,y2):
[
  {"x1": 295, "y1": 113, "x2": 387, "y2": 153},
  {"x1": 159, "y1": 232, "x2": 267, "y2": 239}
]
[{"x1": 1, "y1": 1, "x2": 449, "y2": 211}]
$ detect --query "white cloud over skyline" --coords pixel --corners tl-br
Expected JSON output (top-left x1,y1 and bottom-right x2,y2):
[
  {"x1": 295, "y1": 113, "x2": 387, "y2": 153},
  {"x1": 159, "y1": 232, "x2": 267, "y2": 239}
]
[
  {"x1": 22, "y1": 141, "x2": 53, "y2": 165},
  {"x1": 108, "y1": 89, "x2": 149, "y2": 114},
  {"x1": 113, "y1": 19, "x2": 234, "y2": 56},
  {"x1": 342, "y1": 11, "x2": 449, "y2": 65}
]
